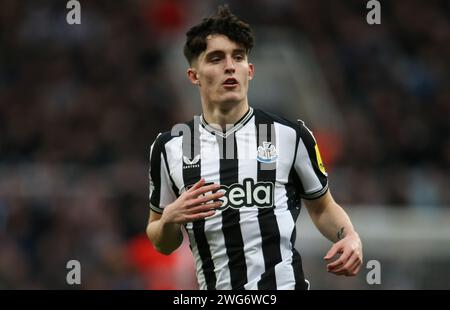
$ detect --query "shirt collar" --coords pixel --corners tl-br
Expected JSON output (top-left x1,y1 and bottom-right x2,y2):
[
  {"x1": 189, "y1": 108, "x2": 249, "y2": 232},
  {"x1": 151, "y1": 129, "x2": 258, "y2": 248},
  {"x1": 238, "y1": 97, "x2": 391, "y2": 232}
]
[{"x1": 200, "y1": 107, "x2": 254, "y2": 138}]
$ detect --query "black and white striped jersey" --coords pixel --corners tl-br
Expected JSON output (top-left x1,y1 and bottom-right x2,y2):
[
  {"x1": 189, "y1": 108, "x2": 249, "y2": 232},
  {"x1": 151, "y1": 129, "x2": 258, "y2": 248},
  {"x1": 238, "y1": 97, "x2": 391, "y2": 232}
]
[{"x1": 149, "y1": 107, "x2": 328, "y2": 290}]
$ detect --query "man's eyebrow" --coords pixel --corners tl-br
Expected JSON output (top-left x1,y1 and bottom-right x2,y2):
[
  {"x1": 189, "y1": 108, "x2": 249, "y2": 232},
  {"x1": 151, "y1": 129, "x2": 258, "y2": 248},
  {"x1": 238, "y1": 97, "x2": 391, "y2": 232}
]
[
  {"x1": 204, "y1": 48, "x2": 246, "y2": 58},
  {"x1": 232, "y1": 48, "x2": 246, "y2": 54},
  {"x1": 204, "y1": 50, "x2": 225, "y2": 58}
]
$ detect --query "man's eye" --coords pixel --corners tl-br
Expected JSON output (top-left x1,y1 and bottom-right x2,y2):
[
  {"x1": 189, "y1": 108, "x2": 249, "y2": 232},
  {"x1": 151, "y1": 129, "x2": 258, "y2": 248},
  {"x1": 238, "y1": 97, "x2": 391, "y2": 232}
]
[
  {"x1": 234, "y1": 55, "x2": 244, "y2": 61},
  {"x1": 210, "y1": 57, "x2": 221, "y2": 62}
]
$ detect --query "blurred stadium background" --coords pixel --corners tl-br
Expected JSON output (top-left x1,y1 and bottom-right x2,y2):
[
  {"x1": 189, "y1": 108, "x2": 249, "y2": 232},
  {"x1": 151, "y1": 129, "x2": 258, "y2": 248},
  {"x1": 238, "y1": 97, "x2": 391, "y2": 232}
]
[{"x1": 0, "y1": 0, "x2": 449, "y2": 289}]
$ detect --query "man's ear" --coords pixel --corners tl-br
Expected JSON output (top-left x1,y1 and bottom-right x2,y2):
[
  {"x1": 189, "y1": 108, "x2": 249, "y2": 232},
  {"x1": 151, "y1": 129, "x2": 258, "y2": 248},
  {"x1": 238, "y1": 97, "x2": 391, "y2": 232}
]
[
  {"x1": 187, "y1": 68, "x2": 200, "y2": 86},
  {"x1": 248, "y1": 63, "x2": 254, "y2": 80}
]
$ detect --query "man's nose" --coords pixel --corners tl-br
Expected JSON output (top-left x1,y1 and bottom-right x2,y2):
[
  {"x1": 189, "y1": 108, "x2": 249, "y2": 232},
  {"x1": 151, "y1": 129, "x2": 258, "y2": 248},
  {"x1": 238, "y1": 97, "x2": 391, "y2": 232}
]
[{"x1": 224, "y1": 56, "x2": 235, "y2": 74}]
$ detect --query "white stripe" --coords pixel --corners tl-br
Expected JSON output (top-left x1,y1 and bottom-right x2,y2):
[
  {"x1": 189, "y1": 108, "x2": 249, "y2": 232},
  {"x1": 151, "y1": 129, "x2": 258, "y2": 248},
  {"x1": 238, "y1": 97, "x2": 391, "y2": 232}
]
[
  {"x1": 274, "y1": 123, "x2": 297, "y2": 205},
  {"x1": 186, "y1": 230, "x2": 207, "y2": 290},
  {"x1": 199, "y1": 126, "x2": 231, "y2": 289},
  {"x1": 164, "y1": 136, "x2": 184, "y2": 195},
  {"x1": 148, "y1": 135, "x2": 161, "y2": 208},
  {"x1": 148, "y1": 137, "x2": 157, "y2": 201},
  {"x1": 235, "y1": 117, "x2": 266, "y2": 287},
  {"x1": 159, "y1": 152, "x2": 177, "y2": 208},
  {"x1": 274, "y1": 210, "x2": 296, "y2": 288},
  {"x1": 273, "y1": 260, "x2": 297, "y2": 289},
  {"x1": 165, "y1": 135, "x2": 211, "y2": 287},
  {"x1": 274, "y1": 122, "x2": 297, "y2": 288},
  {"x1": 294, "y1": 138, "x2": 324, "y2": 195}
]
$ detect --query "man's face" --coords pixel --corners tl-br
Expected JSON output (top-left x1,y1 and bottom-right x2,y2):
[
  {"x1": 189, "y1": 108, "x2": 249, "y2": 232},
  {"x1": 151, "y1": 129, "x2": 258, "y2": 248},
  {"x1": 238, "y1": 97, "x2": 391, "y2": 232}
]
[{"x1": 188, "y1": 34, "x2": 254, "y2": 107}]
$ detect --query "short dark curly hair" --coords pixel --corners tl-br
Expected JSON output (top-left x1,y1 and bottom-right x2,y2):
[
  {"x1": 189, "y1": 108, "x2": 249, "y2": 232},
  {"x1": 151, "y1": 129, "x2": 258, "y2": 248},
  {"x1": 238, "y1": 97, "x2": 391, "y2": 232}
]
[{"x1": 183, "y1": 5, "x2": 255, "y2": 65}]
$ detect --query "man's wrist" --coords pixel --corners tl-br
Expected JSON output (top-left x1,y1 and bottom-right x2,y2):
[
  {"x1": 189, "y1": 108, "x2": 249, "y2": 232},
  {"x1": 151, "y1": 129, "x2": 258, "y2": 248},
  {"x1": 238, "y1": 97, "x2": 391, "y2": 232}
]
[
  {"x1": 345, "y1": 229, "x2": 359, "y2": 239},
  {"x1": 336, "y1": 227, "x2": 358, "y2": 241},
  {"x1": 160, "y1": 208, "x2": 181, "y2": 231}
]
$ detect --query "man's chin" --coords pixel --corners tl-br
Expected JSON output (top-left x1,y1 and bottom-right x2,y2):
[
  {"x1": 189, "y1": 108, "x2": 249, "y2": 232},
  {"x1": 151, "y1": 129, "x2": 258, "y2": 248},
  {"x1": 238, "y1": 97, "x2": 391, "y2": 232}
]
[
  {"x1": 218, "y1": 98, "x2": 242, "y2": 107},
  {"x1": 219, "y1": 94, "x2": 244, "y2": 104}
]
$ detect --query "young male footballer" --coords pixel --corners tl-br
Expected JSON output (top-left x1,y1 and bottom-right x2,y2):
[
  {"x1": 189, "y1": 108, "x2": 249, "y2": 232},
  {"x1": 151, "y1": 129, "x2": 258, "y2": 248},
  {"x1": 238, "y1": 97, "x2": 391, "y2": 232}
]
[{"x1": 147, "y1": 5, "x2": 363, "y2": 290}]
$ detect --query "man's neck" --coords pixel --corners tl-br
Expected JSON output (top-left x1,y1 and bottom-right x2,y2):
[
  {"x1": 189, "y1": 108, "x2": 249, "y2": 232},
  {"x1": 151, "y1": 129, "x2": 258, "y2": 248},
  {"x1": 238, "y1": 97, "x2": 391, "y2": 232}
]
[{"x1": 201, "y1": 100, "x2": 249, "y2": 130}]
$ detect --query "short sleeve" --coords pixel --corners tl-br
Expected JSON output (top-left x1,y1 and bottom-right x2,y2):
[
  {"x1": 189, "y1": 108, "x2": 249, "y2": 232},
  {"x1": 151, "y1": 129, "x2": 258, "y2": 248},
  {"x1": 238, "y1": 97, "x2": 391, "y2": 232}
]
[
  {"x1": 293, "y1": 120, "x2": 329, "y2": 200},
  {"x1": 149, "y1": 133, "x2": 178, "y2": 213}
]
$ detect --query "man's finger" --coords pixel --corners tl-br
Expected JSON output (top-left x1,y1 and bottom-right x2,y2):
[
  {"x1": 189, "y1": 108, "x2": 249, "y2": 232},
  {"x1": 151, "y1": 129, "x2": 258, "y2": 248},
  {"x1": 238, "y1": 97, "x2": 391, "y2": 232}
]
[
  {"x1": 326, "y1": 248, "x2": 351, "y2": 270},
  {"x1": 324, "y1": 243, "x2": 342, "y2": 260},
  {"x1": 347, "y1": 257, "x2": 362, "y2": 275},
  {"x1": 336, "y1": 257, "x2": 361, "y2": 276},
  {"x1": 327, "y1": 250, "x2": 353, "y2": 270},
  {"x1": 331, "y1": 269, "x2": 348, "y2": 276},
  {"x1": 333, "y1": 252, "x2": 358, "y2": 273},
  {"x1": 192, "y1": 191, "x2": 224, "y2": 206},
  {"x1": 189, "y1": 201, "x2": 223, "y2": 214},
  {"x1": 191, "y1": 183, "x2": 221, "y2": 198},
  {"x1": 188, "y1": 178, "x2": 205, "y2": 192},
  {"x1": 188, "y1": 210, "x2": 216, "y2": 221},
  {"x1": 352, "y1": 262, "x2": 363, "y2": 275},
  {"x1": 342, "y1": 262, "x2": 361, "y2": 277}
]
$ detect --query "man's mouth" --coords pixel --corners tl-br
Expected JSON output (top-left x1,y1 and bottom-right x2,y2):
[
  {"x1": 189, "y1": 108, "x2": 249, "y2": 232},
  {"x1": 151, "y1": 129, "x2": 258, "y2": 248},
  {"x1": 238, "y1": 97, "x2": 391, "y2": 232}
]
[{"x1": 223, "y1": 78, "x2": 238, "y2": 87}]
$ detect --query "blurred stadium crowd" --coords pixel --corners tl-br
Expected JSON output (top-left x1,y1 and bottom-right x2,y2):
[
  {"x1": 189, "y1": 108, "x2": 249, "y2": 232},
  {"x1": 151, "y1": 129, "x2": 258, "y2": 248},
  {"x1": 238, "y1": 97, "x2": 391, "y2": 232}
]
[{"x1": 0, "y1": 0, "x2": 449, "y2": 288}]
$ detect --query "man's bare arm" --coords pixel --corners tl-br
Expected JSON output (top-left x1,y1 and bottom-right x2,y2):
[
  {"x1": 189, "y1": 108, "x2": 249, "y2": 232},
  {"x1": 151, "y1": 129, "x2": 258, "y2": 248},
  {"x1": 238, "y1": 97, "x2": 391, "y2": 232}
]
[
  {"x1": 304, "y1": 190, "x2": 363, "y2": 276},
  {"x1": 304, "y1": 190, "x2": 355, "y2": 242},
  {"x1": 146, "y1": 211, "x2": 183, "y2": 255}
]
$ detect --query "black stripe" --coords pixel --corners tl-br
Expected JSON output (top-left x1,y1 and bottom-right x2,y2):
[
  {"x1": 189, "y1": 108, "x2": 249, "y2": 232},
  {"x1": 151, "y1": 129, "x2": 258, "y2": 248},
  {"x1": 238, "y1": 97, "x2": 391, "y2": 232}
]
[
  {"x1": 182, "y1": 119, "x2": 217, "y2": 290},
  {"x1": 289, "y1": 120, "x2": 313, "y2": 289},
  {"x1": 150, "y1": 132, "x2": 179, "y2": 209},
  {"x1": 218, "y1": 133, "x2": 248, "y2": 289},
  {"x1": 287, "y1": 122, "x2": 308, "y2": 289},
  {"x1": 290, "y1": 223, "x2": 307, "y2": 290},
  {"x1": 149, "y1": 138, "x2": 162, "y2": 209},
  {"x1": 291, "y1": 125, "x2": 307, "y2": 196},
  {"x1": 298, "y1": 121, "x2": 328, "y2": 188},
  {"x1": 192, "y1": 221, "x2": 216, "y2": 290},
  {"x1": 291, "y1": 246, "x2": 307, "y2": 290},
  {"x1": 254, "y1": 111, "x2": 282, "y2": 290},
  {"x1": 287, "y1": 166, "x2": 308, "y2": 290}
]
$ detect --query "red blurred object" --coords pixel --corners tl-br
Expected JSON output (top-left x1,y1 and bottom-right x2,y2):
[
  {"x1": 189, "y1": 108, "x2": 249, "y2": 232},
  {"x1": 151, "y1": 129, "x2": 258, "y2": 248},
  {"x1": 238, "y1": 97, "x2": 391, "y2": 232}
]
[
  {"x1": 127, "y1": 234, "x2": 178, "y2": 290},
  {"x1": 314, "y1": 129, "x2": 343, "y2": 171},
  {"x1": 142, "y1": 0, "x2": 186, "y2": 33}
]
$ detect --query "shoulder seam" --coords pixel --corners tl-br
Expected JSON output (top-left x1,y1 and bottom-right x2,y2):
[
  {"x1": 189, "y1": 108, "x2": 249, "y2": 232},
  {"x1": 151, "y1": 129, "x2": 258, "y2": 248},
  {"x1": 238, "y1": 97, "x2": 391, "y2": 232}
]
[{"x1": 253, "y1": 108, "x2": 304, "y2": 131}]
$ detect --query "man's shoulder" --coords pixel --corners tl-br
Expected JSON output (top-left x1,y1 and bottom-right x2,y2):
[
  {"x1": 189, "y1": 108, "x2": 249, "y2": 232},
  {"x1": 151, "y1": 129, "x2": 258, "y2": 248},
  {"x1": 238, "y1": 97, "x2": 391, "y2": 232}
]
[
  {"x1": 151, "y1": 117, "x2": 198, "y2": 147},
  {"x1": 152, "y1": 131, "x2": 174, "y2": 145},
  {"x1": 253, "y1": 108, "x2": 305, "y2": 131}
]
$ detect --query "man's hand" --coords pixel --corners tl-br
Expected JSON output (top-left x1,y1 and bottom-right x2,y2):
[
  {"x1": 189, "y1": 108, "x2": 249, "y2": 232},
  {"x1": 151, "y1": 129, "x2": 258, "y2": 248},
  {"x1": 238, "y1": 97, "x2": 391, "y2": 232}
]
[
  {"x1": 324, "y1": 231, "x2": 363, "y2": 276},
  {"x1": 161, "y1": 178, "x2": 224, "y2": 225}
]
